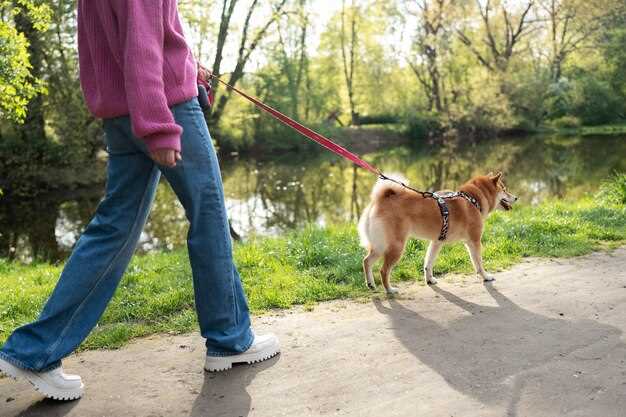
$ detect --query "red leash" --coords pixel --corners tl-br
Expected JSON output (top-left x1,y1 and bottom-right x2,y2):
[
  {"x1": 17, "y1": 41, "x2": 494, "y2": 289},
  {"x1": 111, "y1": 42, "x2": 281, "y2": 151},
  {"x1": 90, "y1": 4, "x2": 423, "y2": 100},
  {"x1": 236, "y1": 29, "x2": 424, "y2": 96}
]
[
  {"x1": 208, "y1": 74, "x2": 381, "y2": 176},
  {"x1": 204, "y1": 73, "x2": 433, "y2": 198}
]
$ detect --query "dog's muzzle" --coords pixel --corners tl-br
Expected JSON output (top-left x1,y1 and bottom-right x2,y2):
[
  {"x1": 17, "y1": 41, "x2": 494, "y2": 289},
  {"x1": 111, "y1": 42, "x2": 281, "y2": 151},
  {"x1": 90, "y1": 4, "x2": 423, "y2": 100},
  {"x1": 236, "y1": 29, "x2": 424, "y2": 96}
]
[{"x1": 500, "y1": 199, "x2": 513, "y2": 211}]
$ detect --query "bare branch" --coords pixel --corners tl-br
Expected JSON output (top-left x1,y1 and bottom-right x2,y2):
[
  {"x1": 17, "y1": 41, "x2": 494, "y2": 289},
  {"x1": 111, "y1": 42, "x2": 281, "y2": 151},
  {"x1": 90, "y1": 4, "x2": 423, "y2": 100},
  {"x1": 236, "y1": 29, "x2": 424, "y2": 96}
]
[{"x1": 455, "y1": 29, "x2": 495, "y2": 71}]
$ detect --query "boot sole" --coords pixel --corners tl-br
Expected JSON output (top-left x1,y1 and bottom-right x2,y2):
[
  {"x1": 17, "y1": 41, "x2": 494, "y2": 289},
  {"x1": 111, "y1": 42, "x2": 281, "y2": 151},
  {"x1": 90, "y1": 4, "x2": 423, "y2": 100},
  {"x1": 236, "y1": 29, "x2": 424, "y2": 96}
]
[
  {"x1": 204, "y1": 349, "x2": 280, "y2": 372},
  {"x1": 0, "y1": 358, "x2": 84, "y2": 401}
]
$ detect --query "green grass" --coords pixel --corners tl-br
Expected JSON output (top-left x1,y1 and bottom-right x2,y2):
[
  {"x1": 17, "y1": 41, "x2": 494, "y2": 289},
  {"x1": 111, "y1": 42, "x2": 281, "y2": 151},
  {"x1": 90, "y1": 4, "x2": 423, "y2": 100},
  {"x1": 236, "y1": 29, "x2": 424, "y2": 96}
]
[
  {"x1": 540, "y1": 123, "x2": 626, "y2": 137},
  {"x1": 347, "y1": 123, "x2": 406, "y2": 133},
  {"x1": 598, "y1": 172, "x2": 626, "y2": 205},
  {"x1": 1, "y1": 197, "x2": 624, "y2": 350},
  {"x1": 577, "y1": 124, "x2": 626, "y2": 136}
]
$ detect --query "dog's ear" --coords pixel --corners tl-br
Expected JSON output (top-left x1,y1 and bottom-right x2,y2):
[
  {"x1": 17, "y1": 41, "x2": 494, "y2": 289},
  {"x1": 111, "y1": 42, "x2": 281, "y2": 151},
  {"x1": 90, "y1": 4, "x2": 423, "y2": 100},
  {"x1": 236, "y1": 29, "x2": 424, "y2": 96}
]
[{"x1": 490, "y1": 171, "x2": 503, "y2": 183}]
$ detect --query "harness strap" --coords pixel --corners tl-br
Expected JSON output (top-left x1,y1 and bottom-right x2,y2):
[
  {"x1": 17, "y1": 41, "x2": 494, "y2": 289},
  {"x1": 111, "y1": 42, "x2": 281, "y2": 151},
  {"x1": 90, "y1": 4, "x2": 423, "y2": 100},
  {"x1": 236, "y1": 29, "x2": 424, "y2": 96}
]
[
  {"x1": 434, "y1": 194, "x2": 451, "y2": 241},
  {"x1": 432, "y1": 191, "x2": 482, "y2": 241},
  {"x1": 458, "y1": 191, "x2": 482, "y2": 212}
]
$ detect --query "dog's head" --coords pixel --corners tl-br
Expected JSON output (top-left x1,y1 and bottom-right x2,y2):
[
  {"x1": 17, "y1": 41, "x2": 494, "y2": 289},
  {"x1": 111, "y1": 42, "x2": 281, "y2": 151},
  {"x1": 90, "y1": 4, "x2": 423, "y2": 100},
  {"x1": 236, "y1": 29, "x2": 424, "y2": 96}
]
[{"x1": 489, "y1": 172, "x2": 518, "y2": 211}]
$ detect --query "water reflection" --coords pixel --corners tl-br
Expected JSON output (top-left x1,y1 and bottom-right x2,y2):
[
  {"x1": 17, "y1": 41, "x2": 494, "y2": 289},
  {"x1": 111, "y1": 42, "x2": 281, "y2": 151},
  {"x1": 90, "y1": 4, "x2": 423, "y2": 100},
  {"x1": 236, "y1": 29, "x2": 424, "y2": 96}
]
[{"x1": 1, "y1": 135, "x2": 624, "y2": 263}]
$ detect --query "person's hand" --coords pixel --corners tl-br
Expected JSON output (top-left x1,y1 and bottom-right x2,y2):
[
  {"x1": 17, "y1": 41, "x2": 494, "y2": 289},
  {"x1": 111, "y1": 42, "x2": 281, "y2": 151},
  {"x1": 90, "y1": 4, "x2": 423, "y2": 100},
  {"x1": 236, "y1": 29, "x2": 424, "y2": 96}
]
[
  {"x1": 150, "y1": 149, "x2": 182, "y2": 168},
  {"x1": 197, "y1": 63, "x2": 211, "y2": 87}
]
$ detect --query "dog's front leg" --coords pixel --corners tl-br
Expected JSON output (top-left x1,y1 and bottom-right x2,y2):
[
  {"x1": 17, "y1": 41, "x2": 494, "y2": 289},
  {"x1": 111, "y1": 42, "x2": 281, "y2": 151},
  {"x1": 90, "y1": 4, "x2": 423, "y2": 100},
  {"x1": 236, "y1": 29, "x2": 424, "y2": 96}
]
[
  {"x1": 464, "y1": 240, "x2": 494, "y2": 282},
  {"x1": 423, "y1": 241, "x2": 443, "y2": 285}
]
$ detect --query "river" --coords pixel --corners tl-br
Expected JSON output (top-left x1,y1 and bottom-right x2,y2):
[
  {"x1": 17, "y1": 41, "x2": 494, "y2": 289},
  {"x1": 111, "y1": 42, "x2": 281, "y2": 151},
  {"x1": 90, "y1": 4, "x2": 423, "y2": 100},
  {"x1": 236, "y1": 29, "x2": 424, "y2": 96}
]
[{"x1": 1, "y1": 134, "x2": 624, "y2": 263}]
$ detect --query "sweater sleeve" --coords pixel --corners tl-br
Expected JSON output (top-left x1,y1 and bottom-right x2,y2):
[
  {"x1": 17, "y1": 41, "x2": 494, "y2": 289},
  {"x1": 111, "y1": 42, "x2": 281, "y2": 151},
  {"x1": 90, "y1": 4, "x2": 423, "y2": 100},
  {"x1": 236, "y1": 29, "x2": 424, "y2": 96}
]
[{"x1": 112, "y1": 0, "x2": 181, "y2": 153}]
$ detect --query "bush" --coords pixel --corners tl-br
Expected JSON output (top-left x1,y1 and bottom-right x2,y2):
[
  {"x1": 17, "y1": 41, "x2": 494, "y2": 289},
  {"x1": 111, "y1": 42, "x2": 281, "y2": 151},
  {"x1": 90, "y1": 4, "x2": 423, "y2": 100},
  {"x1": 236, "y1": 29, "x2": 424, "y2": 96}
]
[
  {"x1": 598, "y1": 172, "x2": 626, "y2": 205},
  {"x1": 450, "y1": 111, "x2": 500, "y2": 140},
  {"x1": 356, "y1": 113, "x2": 400, "y2": 125},
  {"x1": 507, "y1": 69, "x2": 552, "y2": 127},
  {"x1": 404, "y1": 113, "x2": 443, "y2": 143},
  {"x1": 571, "y1": 75, "x2": 622, "y2": 125},
  {"x1": 550, "y1": 116, "x2": 582, "y2": 129}
]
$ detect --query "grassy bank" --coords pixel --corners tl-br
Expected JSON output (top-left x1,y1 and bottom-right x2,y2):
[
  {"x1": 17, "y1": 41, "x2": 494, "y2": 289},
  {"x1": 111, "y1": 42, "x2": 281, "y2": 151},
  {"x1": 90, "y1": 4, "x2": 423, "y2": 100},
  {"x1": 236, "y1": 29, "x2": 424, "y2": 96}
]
[
  {"x1": 543, "y1": 123, "x2": 626, "y2": 137},
  {"x1": 1, "y1": 195, "x2": 624, "y2": 350}
]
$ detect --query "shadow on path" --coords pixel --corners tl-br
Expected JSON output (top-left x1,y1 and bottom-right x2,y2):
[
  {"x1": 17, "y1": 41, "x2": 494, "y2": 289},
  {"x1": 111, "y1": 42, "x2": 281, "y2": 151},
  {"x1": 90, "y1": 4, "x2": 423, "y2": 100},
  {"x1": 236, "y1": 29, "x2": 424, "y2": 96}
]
[
  {"x1": 16, "y1": 397, "x2": 79, "y2": 417},
  {"x1": 190, "y1": 355, "x2": 280, "y2": 417},
  {"x1": 373, "y1": 283, "x2": 623, "y2": 416}
]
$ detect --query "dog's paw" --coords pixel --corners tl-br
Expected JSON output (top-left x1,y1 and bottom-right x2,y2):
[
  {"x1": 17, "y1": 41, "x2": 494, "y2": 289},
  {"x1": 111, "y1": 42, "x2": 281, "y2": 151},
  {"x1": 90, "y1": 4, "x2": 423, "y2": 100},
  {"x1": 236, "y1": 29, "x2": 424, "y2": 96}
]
[
  {"x1": 366, "y1": 282, "x2": 377, "y2": 290},
  {"x1": 385, "y1": 286, "x2": 399, "y2": 295},
  {"x1": 482, "y1": 275, "x2": 496, "y2": 282}
]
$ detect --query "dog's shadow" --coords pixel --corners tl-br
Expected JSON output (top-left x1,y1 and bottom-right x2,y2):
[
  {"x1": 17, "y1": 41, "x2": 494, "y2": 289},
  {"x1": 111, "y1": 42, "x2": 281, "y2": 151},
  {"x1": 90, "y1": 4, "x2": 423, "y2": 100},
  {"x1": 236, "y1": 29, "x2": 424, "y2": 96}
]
[
  {"x1": 189, "y1": 355, "x2": 280, "y2": 417},
  {"x1": 373, "y1": 283, "x2": 624, "y2": 416}
]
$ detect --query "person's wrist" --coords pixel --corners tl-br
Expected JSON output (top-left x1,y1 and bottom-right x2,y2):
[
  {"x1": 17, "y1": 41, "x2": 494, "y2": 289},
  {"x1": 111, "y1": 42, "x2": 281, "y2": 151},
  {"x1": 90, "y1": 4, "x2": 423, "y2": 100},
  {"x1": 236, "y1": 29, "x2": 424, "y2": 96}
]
[
  {"x1": 149, "y1": 148, "x2": 181, "y2": 168},
  {"x1": 145, "y1": 132, "x2": 181, "y2": 154}
]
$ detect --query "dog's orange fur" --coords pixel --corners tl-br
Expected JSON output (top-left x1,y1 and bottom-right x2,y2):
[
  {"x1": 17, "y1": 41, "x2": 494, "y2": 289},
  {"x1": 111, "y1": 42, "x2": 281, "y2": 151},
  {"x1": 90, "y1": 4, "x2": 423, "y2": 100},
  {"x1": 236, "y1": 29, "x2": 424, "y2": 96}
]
[{"x1": 359, "y1": 172, "x2": 518, "y2": 293}]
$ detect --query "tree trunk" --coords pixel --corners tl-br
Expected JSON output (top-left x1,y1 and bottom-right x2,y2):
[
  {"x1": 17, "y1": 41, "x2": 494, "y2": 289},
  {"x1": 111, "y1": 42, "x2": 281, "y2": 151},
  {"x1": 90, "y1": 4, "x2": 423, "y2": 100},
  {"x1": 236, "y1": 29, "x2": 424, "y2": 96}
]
[
  {"x1": 209, "y1": 0, "x2": 287, "y2": 132},
  {"x1": 341, "y1": 0, "x2": 358, "y2": 125},
  {"x1": 210, "y1": 0, "x2": 238, "y2": 95}
]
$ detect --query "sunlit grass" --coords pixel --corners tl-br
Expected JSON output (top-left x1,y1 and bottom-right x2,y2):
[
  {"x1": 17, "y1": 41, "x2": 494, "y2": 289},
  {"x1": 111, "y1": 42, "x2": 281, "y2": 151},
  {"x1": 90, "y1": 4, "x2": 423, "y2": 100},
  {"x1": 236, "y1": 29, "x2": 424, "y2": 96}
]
[{"x1": 1, "y1": 197, "x2": 624, "y2": 350}]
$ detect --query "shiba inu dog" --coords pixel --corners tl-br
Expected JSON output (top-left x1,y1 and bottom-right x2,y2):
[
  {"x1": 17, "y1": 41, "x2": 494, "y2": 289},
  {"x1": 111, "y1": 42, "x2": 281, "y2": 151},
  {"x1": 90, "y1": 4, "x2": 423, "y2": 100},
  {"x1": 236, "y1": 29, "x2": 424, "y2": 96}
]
[{"x1": 358, "y1": 172, "x2": 518, "y2": 293}]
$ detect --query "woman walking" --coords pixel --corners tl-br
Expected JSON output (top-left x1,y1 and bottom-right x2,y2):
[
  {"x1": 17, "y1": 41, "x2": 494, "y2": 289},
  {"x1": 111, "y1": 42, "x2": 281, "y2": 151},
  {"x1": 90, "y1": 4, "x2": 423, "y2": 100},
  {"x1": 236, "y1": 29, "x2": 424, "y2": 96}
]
[{"x1": 0, "y1": 0, "x2": 279, "y2": 401}]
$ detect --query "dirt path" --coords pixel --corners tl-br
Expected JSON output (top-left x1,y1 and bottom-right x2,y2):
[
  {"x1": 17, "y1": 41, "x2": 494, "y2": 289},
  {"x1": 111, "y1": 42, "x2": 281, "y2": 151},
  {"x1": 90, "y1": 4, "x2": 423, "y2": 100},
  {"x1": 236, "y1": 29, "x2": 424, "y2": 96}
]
[{"x1": 2, "y1": 248, "x2": 626, "y2": 417}]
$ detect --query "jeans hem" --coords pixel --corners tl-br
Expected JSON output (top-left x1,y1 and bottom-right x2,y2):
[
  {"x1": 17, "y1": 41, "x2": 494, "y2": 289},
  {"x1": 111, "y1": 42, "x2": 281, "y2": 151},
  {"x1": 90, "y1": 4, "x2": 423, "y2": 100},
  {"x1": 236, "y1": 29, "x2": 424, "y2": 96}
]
[
  {"x1": 0, "y1": 351, "x2": 61, "y2": 373},
  {"x1": 206, "y1": 332, "x2": 254, "y2": 357}
]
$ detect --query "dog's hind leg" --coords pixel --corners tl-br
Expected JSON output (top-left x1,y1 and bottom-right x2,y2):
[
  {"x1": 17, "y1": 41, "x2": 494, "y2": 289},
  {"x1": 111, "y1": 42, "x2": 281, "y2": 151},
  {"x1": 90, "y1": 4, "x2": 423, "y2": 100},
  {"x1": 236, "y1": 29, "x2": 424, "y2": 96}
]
[
  {"x1": 381, "y1": 244, "x2": 404, "y2": 294},
  {"x1": 424, "y1": 241, "x2": 443, "y2": 285},
  {"x1": 465, "y1": 240, "x2": 494, "y2": 282},
  {"x1": 363, "y1": 248, "x2": 381, "y2": 290}
]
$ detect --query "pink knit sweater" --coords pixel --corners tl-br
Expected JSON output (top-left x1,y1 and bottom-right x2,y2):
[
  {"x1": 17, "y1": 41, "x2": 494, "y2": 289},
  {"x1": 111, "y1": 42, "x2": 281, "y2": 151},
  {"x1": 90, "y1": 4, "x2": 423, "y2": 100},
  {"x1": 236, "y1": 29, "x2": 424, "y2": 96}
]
[{"x1": 77, "y1": 0, "x2": 198, "y2": 152}]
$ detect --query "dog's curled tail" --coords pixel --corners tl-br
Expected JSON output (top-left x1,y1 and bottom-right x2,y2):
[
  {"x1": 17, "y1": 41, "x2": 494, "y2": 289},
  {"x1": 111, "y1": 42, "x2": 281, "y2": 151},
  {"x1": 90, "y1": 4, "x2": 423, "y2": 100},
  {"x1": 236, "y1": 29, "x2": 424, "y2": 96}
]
[
  {"x1": 371, "y1": 173, "x2": 409, "y2": 201},
  {"x1": 358, "y1": 174, "x2": 408, "y2": 248}
]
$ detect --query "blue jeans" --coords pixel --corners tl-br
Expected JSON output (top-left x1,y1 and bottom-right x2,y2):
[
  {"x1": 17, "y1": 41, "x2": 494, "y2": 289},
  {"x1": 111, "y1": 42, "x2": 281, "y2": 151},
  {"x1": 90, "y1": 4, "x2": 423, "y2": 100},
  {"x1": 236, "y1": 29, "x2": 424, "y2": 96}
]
[{"x1": 0, "y1": 98, "x2": 253, "y2": 372}]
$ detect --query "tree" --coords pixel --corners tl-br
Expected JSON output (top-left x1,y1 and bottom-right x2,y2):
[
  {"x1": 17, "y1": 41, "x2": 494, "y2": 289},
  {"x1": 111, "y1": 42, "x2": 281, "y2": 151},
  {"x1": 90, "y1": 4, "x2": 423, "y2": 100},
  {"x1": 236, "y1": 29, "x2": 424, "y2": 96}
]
[
  {"x1": 275, "y1": 0, "x2": 309, "y2": 119},
  {"x1": 406, "y1": 0, "x2": 455, "y2": 112},
  {"x1": 208, "y1": 0, "x2": 288, "y2": 132},
  {"x1": 538, "y1": 0, "x2": 604, "y2": 81},
  {"x1": 456, "y1": 0, "x2": 535, "y2": 73},
  {"x1": 178, "y1": 0, "x2": 216, "y2": 64},
  {"x1": 41, "y1": 0, "x2": 101, "y2": 160},
  {"x1": 340, "y1": 0, "x2": 359, "y2": 125},
  {"x1": 0, "y1": 0, "x2": 50, "y2": 123}
]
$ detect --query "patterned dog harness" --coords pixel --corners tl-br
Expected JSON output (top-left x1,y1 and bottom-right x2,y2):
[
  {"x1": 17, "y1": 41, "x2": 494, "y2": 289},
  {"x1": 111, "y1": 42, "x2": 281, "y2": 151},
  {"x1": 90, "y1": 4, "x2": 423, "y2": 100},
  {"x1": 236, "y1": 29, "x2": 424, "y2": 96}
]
[
  {"x1": 376, "y1": 174, "x2": 482, "y2": 242},
  {"x1": 432, "y1": 191, "x2": 482, "y2": 241}
]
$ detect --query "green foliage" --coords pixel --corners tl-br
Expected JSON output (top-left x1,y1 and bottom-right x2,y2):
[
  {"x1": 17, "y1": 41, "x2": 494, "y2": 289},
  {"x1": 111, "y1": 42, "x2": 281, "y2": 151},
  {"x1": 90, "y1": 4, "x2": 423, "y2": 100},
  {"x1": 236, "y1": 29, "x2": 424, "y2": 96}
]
[
  {"x1": 0, "y1": 0, "x2": 51, "y2": 122},
  {"x1": 570, "y1": 74, "x2": 623, "y2": 125},
  {"x1": 598, "y1": 172, "x2": 626, "y2": 205},
  {"x1": 0, "y1": 132, "x2": 66, "y2": 196},
  {"x1": 8, "y1": 0, "x2": 51, "y2": 31},
  {"x1": 1, "y1": 193, "x2": 625, "y2": 350},
  {"x1": 0, "y1": 22, "x2": 41, "y2": 122},
  {"x1": 601, "y1": 24, "x2": 626, "y2": 118},
  {"x1": 507, "y1": 68, "x2": 552, "y2": 128},
  {"x1": 356, "y1": 114, "x2": 400, "y2": 125},
  {"x1": 404, "y1": 113, "x2": 442, "y2": 143},
  {"x1": 544, "y1": 78, "x2": 574, "y2": 120},
  {"x1": 550, "y1": 115, "x2": 582, "y2": 129}
]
